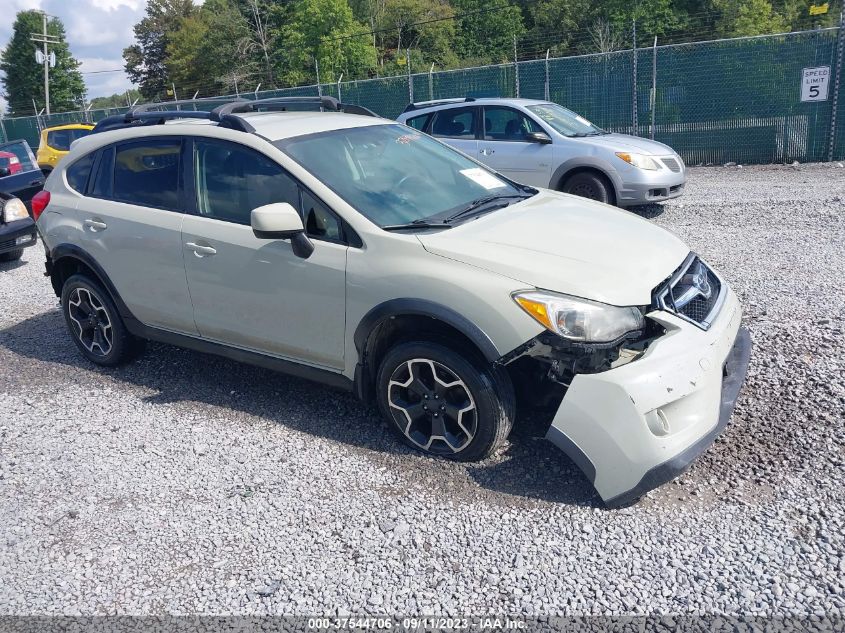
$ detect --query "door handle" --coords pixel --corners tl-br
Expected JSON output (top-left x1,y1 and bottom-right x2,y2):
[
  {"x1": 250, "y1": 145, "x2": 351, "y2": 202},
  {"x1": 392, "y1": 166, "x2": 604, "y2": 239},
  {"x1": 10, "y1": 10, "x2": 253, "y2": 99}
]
[
  {"x1": 84, "y1": 219, "x2": 108, "y2": 232},
  {"x1": 29, "y1": 179, "x2": 43, "y2": 186},
  {"x1": 480, "y1": 148, "x2": 495, "y2": 156},
  {"x1": 185, "y1": 242, "x2": 217, "y2": 257}
]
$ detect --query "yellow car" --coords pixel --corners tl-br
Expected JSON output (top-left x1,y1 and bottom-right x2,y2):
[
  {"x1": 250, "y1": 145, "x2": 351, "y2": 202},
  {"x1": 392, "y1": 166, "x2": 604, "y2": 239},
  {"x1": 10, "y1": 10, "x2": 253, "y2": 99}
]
[{"x1": 36, "y1": 123, "x2": 94, "y2": 175}]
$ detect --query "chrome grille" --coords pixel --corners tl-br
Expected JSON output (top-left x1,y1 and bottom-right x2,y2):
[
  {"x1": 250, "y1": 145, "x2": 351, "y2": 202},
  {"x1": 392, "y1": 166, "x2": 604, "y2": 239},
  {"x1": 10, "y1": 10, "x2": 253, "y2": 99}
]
[
  {"x1": 662, "y1": 157, "x2": 681, "y2": 172},
  {"x1": 654, "y1": 254, "x2": 725, "y2": 330}
]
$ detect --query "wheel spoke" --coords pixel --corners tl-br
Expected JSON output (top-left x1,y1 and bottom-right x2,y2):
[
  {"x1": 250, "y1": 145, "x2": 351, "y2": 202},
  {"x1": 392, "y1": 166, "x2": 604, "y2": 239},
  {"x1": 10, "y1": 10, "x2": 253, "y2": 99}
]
[{"x1": 387, "y1": 357, "x2": 477, "y2": 455}]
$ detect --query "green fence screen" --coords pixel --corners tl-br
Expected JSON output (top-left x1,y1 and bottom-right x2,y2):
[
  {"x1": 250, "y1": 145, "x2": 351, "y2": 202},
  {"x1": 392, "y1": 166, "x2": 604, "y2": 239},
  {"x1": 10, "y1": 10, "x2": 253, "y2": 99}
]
[{"x1": 2, "y1": 28, "x2": 843, "y2": 164}]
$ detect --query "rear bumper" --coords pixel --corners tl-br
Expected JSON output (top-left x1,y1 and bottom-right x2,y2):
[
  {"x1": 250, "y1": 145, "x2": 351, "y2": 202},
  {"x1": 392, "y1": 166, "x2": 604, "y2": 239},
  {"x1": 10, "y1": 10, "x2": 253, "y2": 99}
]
[
  {"x1": 546, "y1": 288, "x2": 751, "y2": 506},
  {"x1": 0, "y1": 218, "x2": 37, "y2": 255}
]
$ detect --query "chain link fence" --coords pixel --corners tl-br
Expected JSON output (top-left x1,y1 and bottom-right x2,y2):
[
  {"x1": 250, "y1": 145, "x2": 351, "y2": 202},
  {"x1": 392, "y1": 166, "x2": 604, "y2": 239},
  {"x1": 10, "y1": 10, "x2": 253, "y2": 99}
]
[{"x1": 2, "y1": 26, "x2": 844, "y2": 165}]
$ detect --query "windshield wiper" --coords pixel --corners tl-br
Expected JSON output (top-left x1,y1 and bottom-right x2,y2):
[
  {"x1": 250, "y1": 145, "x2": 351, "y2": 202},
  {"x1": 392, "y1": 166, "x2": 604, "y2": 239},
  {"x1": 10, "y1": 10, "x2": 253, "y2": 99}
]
[
  {"x1": 382, "y1": 220, "x2": 453, "y2": 232},
  {"x1": 444, "y1": 193, "x2": 531, "y2": 224}
]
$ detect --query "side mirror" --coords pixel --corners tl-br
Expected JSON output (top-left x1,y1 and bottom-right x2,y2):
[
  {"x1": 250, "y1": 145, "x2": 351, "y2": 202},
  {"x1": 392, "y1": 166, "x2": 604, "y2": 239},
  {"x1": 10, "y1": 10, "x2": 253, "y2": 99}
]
[
  {"x1": 526, "y1": 131, "x2": 552, "y2": 144},
  {"x1": 0, "y1": 167, "x2": 10, "y2": 178},
  {"x1": 251, "y1": 202, "x2": 314, "y2": 259}
]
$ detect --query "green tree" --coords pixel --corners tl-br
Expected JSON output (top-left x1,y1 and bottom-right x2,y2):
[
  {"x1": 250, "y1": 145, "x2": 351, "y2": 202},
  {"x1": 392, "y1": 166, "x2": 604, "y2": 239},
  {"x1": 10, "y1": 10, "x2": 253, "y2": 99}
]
[
  {"x1": 0, "y1": 10, "x2": 86, "y2": 116},
  {"x1": 166, "y1": 0, "x2": 254, "y2": 95},
  {"x1": 603, "y1": 0, "x2": 688, "y2": 39},
  {"x1": 452, "y1": 0, "x2": 525, "y2": 64},
  {"x1": 377, "y1": 0, "x2": 458, "y2": 69},
  {"x1": 713, "y1": 0, "x2": 787, "y2": 37},
  {"x1": 276, "y1": 0, "x2": 377, "y2": 85},
  {"x1": 123, "y1": 0, "x2": 196, "y2": 100},
  {"x1": 89, "y1": 89, "x2": 141, "y2": 110}
]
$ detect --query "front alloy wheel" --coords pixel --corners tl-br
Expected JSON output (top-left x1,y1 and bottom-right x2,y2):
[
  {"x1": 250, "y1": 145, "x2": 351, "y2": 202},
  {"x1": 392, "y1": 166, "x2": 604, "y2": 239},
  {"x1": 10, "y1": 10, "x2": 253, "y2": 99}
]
[
  {"x1": 387, "y1": 358, "x2": 477, "y2": 455},
  {"x1": 376, "y1": 341, "x2": 515, "y2": 462}
]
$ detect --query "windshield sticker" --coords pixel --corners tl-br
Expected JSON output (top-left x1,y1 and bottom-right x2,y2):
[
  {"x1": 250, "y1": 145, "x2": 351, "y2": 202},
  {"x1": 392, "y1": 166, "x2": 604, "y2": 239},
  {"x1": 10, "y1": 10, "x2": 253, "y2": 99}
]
[
  {"x1": 460, "y1": 167, "x2": 508, "y2": 190},
  {"x1": 395, "y1": 133, "x2": 421, "y2": 145}
]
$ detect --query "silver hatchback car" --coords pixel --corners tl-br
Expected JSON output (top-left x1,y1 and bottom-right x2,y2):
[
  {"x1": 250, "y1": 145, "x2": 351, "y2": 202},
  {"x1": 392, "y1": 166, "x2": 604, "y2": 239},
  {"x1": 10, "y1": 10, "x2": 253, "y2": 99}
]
[{"x1": 397, "y1": 97, "x2": 686, "y2": 207}]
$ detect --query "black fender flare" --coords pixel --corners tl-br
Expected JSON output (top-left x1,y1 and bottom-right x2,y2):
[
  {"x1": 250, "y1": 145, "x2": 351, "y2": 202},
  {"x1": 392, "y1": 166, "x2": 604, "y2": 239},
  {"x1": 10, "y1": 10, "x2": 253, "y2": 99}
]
[
  {"x1": 352, "y1": 299, "x2": 502, "y2": 402},
  {"x1": 48, "y1": 244, "x2": 135, "y2": 322}
]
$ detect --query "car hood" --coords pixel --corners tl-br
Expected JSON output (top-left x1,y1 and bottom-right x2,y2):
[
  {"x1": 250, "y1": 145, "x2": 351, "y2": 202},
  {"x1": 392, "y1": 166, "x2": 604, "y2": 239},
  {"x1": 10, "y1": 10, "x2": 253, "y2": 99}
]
[
  {"x1": 417, "y1": 190, "x2": 689, "y2": 306},
  {"x1": 576, "y1": 133, "x2": 676, "y2": 156}
]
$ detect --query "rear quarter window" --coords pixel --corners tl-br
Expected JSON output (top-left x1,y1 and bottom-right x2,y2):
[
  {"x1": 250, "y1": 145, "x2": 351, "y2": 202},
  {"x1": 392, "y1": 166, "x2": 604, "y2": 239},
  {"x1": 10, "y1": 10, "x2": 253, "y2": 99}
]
[
  {"x1": 405, "y1": 113, "x2": 431, "y2": 131},
  {"x1": 65, "y1": 152, "x2": 95, "y2": 194}
]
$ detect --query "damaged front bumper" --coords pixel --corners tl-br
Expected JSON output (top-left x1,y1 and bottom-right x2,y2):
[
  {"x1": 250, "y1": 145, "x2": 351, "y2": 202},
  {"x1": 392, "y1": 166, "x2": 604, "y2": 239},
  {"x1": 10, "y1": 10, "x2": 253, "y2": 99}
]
[{"x1": 544, "y1": 286, "x2": 751, "y2": 507}]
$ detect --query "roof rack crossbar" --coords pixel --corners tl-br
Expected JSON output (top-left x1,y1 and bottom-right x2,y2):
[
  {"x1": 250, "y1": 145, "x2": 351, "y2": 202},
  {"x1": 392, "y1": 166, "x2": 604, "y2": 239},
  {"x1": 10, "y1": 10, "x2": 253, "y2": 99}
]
[
  {"x1": 211, "y1": 96, "x2": 377, "y2": 119},
  {"x1": 91, "y1": 96, "x2": 378, "y2": 136},
  {"x1": 402, "y1": 97, "x2": 475, "y2": 113},
  {"x1": 91, "y1": 110, "x2": 213, "y2": 135},
  {"x1": 132, "y1": 98, "x2": 245, "y2": 115}
]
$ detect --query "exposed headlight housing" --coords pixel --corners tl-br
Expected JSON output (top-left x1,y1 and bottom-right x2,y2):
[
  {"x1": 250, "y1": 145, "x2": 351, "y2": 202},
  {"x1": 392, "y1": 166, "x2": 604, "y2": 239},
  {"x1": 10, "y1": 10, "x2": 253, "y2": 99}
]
[
  {"x1": 513, "y1": 290, "x2": 645, "y2": 343},
  {"x1": 2, "y1": 197, "x2": 29, "y2": 222},
  {"x1": 615, "y1": 152, "x2": 660, "y2": 171}
]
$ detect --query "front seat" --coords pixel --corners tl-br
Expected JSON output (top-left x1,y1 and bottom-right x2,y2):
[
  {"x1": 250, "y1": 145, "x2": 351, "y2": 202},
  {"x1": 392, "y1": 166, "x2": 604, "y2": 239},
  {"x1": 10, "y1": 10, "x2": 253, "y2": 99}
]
[{"x1": 505, "y1": 119, "x2": 523, "y2": 140}]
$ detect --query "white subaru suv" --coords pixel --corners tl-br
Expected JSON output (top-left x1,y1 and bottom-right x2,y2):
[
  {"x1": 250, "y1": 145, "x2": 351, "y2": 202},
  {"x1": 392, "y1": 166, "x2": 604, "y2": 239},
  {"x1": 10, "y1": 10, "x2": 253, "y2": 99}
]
[{"x1": 33, "y1": 97, "x2": 750, "y2": 507}]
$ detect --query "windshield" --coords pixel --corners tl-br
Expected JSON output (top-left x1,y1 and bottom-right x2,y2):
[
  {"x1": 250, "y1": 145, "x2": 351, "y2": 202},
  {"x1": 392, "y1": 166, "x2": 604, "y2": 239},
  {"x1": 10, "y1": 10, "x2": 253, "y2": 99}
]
[
  {"x1": 527, "y1": 103, "x2": 605, "y2": 137},
  {"x1": 276, "y1": 124, "x2": 526, "y2": 227}
]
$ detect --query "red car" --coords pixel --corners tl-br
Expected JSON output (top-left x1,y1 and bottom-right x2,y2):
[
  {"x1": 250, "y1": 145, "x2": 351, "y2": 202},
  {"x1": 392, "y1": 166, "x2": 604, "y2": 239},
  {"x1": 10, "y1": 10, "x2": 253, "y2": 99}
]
[{"x1": 0, "y1": 151, "x2": 23, "y2": 175}]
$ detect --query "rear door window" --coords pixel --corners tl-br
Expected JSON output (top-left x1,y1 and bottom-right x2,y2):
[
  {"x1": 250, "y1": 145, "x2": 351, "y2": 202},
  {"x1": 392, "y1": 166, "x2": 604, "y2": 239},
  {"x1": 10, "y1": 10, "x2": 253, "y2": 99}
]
[
  {"x1": 430, "y1": 107, "x2": 478, "y2": 139},
  {"x1": 47, "y1": 128, "x2": 90, "y2": 152},
  {"x1": 113, "y1": 139, "x2": 182, "y2": 211},
  {"x1": 90, "y1": 147, "x2": 114, "y2": 199}
]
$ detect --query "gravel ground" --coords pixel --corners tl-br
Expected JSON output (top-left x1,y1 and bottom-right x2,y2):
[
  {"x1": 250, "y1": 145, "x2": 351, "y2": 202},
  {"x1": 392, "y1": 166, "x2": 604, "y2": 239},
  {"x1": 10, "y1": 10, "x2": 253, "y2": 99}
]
[{"x1": 0, "y1": 163, "x2": 843, "y2": 617}]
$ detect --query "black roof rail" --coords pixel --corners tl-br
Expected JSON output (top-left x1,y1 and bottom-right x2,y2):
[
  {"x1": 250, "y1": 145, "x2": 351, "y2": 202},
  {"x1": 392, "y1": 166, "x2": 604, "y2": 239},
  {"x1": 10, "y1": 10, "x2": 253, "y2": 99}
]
[
  {"x1": 131, "y1": 98, "x2": 245, "y2": 114},
  {"x1": 90, "y1": 96, "x2": 379, "y2": 135},
  {"x1": 401, "y1": 97, "x2": 475, "y2": 114},
  {"x1": 211, "y1": 96, "x2": 378, "y2": 120},
  {"x1": 91, "y1": 110, "x2": 214, "y2": 135}
]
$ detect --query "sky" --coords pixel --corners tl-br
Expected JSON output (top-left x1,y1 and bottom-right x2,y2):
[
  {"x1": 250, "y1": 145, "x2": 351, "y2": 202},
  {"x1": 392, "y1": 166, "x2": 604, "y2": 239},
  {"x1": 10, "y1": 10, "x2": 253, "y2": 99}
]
[{"x1": 0, "y1": 0, "x2": 149, "y2": 113}]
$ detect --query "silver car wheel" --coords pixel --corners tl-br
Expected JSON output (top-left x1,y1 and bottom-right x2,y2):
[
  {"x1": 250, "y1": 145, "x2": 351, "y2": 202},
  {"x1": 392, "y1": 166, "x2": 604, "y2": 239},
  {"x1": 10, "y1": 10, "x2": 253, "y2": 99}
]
[
  {"x1": 387, "y1": 358, "x2": 477, "y2": 454},
  {"x1": 67, "y1": 287, "x2": 113, "y2": 357}
]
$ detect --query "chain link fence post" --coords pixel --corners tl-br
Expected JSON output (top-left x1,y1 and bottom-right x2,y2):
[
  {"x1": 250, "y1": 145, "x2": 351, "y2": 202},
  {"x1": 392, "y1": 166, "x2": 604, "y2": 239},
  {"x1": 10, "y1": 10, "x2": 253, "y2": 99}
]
[
  {"x1": 514, "y1": 35, "x2": 520, "y2": 97},
  {"x1": 650, "y1": 36, "x2": 657, "y2": 139},
  {"x1": 429, "y1": 63, "x2": 435, "y2": 101},
  {"x1": 828, "y1": 11, "x2": 844, "y2": 162},
  {"x1": 407, "y1": 50, "x2": 413, "y2": 103},
  {"x1": 632, "y1": 19, "x2": 638, "y2": 136},
  {"x1": 544, "y1": 50, "x2": 550, "y2": 101}
]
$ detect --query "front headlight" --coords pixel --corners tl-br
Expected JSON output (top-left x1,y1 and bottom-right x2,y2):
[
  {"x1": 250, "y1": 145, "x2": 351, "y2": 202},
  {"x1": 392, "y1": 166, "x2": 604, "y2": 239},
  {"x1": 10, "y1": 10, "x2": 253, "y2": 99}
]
[
  {"x1": 513, "y1": 290, "x2": 645, "y2": 343},
  {"x1": 615, "y1": 152, "x2": 660, "y2": 171},
  {"x1": 2, "y1": 198, "x2": 29, "y2": 222}
]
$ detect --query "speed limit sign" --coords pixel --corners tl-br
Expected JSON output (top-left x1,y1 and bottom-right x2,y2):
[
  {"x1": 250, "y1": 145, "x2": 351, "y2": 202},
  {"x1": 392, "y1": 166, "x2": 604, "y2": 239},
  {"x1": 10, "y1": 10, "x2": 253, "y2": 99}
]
[{"x1": 801, "y1": 66, "x2": 830, "y2": 102}]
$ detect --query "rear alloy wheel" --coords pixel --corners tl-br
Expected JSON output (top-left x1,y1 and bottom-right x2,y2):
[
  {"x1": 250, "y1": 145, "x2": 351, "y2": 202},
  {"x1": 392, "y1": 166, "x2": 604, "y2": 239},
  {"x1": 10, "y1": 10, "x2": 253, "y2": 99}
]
[
  {"x1": 61, "y1": 274, "x2": 144, "y2": 366},
  {"x1": 376, "y1": 341, "x2": 514, "y2": 462},
  {"x1": 563, "y1": 172, "x2": 611, "y2": 204}
]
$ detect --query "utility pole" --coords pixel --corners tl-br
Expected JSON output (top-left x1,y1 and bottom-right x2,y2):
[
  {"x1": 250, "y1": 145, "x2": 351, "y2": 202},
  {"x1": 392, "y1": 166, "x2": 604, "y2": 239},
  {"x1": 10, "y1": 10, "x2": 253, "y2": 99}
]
[{"x1": 30, "y1": 11, "x2": 59, "y2": 116}]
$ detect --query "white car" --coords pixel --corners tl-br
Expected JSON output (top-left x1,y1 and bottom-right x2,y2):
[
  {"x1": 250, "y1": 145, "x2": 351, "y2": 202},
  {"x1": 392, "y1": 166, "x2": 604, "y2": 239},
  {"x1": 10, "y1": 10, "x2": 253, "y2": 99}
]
[
  {"x1": 34, "y1": 97, "x2": 750, "y2": 507},
  {"x1": 397, "y1": 97, "x2": 686, "y2": 207}
]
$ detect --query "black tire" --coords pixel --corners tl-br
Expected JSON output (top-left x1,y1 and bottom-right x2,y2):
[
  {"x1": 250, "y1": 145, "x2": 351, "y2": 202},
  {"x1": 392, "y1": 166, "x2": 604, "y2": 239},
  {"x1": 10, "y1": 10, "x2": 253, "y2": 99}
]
[
  {"x1": 0, "y1": 249, "x2": 24, "y2": 262},
  {"x1": 376, "y1": 341, "x2": 515, "y2": 462},
  {"x1": 60, "y1": 274, "x2": 144, "y2": 366},
  {"x1": 562, "y1": 171, "x2": 612, "y2": 204}
]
